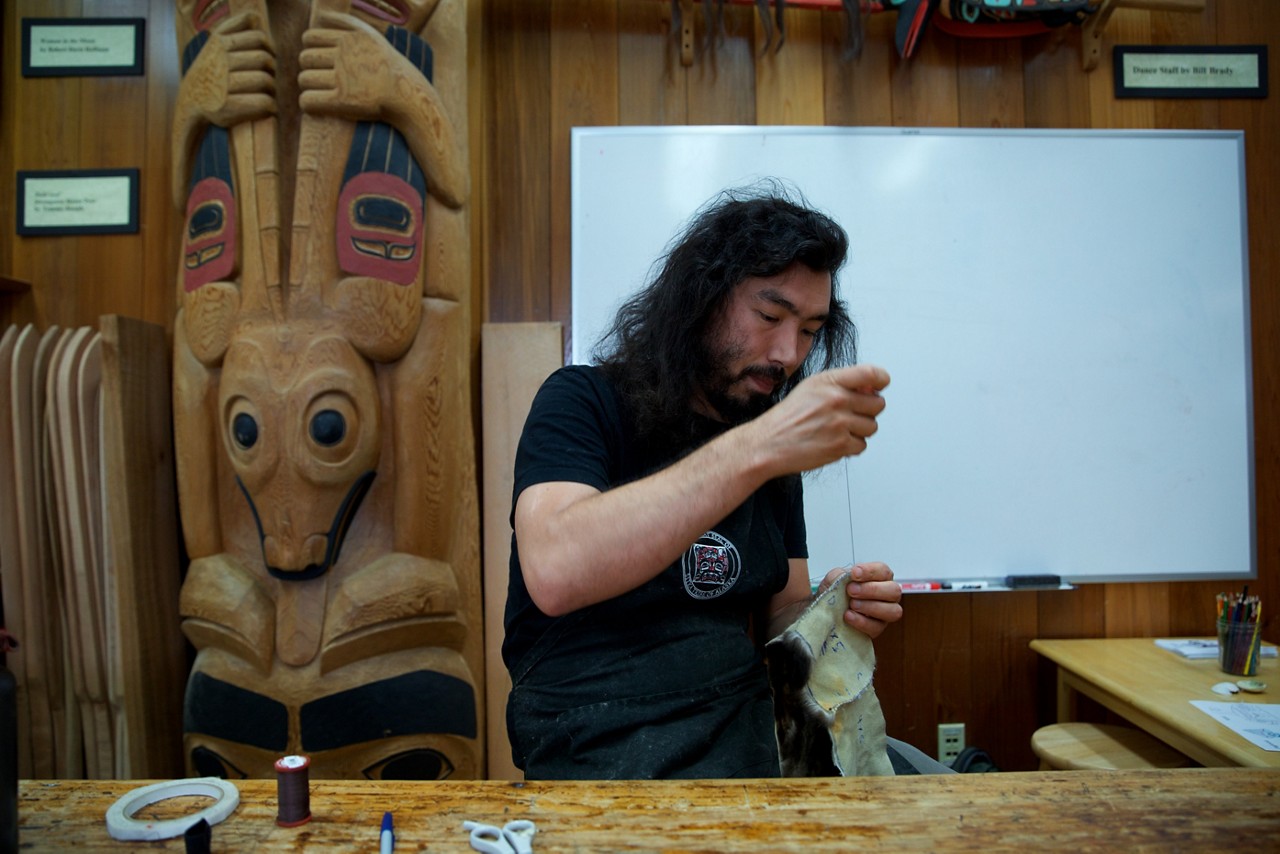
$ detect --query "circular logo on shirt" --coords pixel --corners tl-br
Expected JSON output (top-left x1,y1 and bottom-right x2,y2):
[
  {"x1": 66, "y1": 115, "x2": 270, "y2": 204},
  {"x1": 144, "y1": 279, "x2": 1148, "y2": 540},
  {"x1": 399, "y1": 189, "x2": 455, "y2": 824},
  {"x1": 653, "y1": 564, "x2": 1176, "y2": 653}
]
[{"x1": 681, "y1": 531, "x2": 742, "y2": 600}]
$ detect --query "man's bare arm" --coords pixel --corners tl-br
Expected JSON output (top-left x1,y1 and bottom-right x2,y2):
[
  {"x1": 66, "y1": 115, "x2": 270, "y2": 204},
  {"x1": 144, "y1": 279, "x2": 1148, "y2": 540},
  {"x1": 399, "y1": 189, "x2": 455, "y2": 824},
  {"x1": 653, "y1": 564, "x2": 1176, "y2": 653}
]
[{"x1": 516, "y1": 364, "x2": 890, "y2": 616}]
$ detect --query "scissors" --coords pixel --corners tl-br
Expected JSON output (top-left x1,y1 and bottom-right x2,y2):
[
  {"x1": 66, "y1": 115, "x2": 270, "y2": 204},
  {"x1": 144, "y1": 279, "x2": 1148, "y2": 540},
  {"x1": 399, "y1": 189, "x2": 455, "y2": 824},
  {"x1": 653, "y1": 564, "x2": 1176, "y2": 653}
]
[{"x1": 463, "y1": 819, "x2": 537, "y2": 854}]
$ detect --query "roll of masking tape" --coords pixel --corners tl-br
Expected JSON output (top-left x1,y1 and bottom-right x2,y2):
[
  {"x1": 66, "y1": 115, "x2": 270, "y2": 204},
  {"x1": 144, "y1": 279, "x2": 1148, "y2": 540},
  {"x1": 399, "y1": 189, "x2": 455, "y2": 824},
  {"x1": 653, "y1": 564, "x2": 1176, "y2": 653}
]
[{"x1": 105, "y1": 777, "x2": 239, "y2": 841}]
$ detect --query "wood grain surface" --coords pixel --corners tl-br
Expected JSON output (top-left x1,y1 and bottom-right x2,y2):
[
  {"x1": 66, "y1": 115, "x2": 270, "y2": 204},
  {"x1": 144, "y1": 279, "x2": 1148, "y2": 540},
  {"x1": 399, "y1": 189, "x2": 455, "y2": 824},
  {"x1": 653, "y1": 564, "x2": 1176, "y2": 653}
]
[
  {"x1": 1032, "y1": 636, "x2": 1280, "y2": 767},
  {"x1": 480, "y1": 322, "x2": 563, "y2": 781},
  {"x1": 99, "y1": 315, "x2": 186, "y2": 780},
  {"x1": 17, "y1": 769, "x2": 1280, "y2": 852}
]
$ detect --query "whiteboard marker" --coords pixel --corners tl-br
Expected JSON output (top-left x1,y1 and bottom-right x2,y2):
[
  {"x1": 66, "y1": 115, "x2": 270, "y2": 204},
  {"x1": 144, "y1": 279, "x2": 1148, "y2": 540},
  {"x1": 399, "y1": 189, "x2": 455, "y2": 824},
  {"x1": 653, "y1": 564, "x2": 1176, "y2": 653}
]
[
  {"x1": 900, "y1": 582, "x2": 942, "y2": 591},
  {"x1": 942, "y1": 581, "x2": 989, "y2": 590}
]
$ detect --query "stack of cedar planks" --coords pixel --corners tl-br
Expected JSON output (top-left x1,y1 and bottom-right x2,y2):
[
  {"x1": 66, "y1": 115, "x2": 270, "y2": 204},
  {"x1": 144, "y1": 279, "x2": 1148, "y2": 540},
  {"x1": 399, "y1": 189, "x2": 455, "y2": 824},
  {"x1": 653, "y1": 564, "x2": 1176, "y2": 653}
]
[{"x1": 0, "y1": 317, "x2": 186, "y2": 780}]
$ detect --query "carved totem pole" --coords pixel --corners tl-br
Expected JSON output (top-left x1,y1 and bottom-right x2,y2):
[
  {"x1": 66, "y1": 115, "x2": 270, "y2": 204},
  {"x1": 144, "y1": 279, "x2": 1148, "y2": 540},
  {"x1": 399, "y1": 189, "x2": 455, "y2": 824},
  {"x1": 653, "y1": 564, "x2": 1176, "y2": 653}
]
[{"x1": 171, "y1": 0, "x2": 480, "y2": 779}]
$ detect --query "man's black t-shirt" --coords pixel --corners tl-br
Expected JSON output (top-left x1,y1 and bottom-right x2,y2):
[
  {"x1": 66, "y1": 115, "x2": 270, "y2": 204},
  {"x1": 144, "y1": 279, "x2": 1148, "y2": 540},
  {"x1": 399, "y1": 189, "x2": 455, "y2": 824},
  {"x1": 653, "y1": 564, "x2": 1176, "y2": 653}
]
[{"x1": 502, "y1": 365, "x2": 807, "y2": 779}]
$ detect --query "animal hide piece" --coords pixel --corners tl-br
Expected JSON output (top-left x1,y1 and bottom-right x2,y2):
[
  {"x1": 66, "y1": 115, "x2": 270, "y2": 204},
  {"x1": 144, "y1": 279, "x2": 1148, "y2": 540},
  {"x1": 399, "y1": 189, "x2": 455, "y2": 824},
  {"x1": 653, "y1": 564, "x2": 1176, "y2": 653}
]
[{"x1": 765, "y1": 572, "x2": 894, "y2": 777}]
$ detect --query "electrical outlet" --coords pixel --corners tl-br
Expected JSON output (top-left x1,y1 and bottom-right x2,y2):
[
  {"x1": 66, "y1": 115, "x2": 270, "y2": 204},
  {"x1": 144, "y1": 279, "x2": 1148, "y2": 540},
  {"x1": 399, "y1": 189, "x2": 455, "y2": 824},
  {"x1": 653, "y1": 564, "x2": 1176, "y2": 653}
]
[{"x1": 938, "y1": 722, "x2": 965, "y2": 765}]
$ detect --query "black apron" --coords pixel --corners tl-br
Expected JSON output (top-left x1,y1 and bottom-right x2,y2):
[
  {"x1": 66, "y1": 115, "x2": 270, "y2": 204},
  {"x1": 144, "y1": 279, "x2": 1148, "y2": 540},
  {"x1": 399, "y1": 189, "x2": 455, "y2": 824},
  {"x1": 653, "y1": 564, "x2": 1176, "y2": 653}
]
[{"x1": 506, "y1": 487, "x2": 793, "y2": 780}]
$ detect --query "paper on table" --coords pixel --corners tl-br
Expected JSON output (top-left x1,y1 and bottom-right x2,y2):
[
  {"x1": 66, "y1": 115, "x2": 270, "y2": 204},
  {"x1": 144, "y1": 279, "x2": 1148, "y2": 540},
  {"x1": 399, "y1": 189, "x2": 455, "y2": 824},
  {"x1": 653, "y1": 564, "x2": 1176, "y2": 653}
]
[
  {"x1": 1155, "y1": 638, "x2": 1278, "y2": 660},
  {"x1": 1190, "y1": 701, "x2": 1280, "y2": 752}
]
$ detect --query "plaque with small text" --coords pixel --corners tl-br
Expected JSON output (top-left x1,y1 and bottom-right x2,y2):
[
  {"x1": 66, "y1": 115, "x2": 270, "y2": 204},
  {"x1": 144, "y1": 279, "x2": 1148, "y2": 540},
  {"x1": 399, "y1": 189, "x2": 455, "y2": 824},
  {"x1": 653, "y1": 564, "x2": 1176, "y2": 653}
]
[
  {"x1": 21, "y1": 18, "x2": 145, "y2": 78},
  {"x1": 17, "y1": 169, "x2": 140, "y2": 236},
  {"x1": 1115, "y1": 45, "x2": 1267, "y2": 99}
]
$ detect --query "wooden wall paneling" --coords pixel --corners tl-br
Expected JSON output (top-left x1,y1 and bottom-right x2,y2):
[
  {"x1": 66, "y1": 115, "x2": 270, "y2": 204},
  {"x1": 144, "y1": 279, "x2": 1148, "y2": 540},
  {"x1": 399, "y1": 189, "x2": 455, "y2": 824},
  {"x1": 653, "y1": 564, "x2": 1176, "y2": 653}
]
[
  {"x1": 1167, "y1": 581, "x2": 1222, "y2": 636},
  {"x1": 870, "y1": 598, "x2": 906, "y2": 741},
  {"x1": 754, "y1": 7, "x2": 824, "y2": 125},
  {"x1": 76, "y1": 1, "x2": 149, "y2": 328},
  {"x1": 970, "y1": 589, "x2": 1040, "y2": 770},
  {"x1": 1087, "y1": 10, "x2": 1156, "y2": 129},
  {"x1": 956, "y1": 37, "x2": 1026, "y2": 129},
  {"x1": 889, "y1": 29, "x2": 960, "y2": 127},
  {"x1": 484, "y1": 0, "x2": 552, "y2": 323},
  {"x1": 686, "y1": 4, "x2": 756, "y2": 125},
  {"x1": 1220, "y1": 0, "x2": 1280, "y2": 646},
  {"x1": 1036, "y1": 586, "x2": 1107, "y2": 640},
  {"x1": 1105, "y1": 582, "x2": 1172, "y2": 638},
  {"x1": 1031, "y1": 584, "x2": 1107, "y2": 729},
  {"x1": 8, "y1": 0, "x2": 85, "y2": 332},
  {"x1": 1, "y1": 12, "x2": 15, "y2": 284},
  {"x1": 1022, "y1": 29, "x2": 1093, "y2": 129},
  {"x1": 618, "y1": 0, "x2": 687, "y2": 125},
  {"x1": 3, "y1": 7, "x2": 24, "y2": 320},
  {"x1": 139, "y1": 0, "x2": 180, "y2": 331},
  {"x1": 1151, "y1": 5, "x2": 1219, "y2": 130},
  {"x1": 896, "y1": 593, "x2": 972, "y2": 758},
  {"x1": 550, "y1": 0, "x2": 619, "y2": 360},
  {"x1": 820, "y1": 10, "x2": 893, "y2": 127}
]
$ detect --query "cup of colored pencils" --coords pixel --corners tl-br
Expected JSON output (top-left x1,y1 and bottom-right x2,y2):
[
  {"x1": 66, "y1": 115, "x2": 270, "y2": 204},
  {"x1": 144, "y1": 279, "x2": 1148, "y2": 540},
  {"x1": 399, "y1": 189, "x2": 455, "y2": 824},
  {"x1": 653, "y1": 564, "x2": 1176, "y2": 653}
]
[{"x1": 1216, "y1": 589, "x2": 1262, "y2": 677}]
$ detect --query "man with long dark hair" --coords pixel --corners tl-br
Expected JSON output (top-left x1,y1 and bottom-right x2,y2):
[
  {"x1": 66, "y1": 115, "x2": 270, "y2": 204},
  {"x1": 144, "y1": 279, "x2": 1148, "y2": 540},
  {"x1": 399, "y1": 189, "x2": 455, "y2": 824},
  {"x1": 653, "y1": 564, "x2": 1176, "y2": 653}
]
[{"x1": 502, "y1": 185, "x2": 903, "y2": 779}]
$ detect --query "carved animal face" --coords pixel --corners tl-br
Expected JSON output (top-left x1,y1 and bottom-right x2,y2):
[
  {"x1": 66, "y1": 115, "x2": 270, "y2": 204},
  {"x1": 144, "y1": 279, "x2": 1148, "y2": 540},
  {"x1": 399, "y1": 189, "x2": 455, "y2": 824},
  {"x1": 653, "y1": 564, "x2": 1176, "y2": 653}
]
[
  {"x1": 336, "y1": 149, "x2": 425, "y2": 285},
  {"x1": 219, "y1": 326, "x2": 381, "y2": 579},
  {"x1": 184, "y1": 163, "x2": 238, "y2": 292}
]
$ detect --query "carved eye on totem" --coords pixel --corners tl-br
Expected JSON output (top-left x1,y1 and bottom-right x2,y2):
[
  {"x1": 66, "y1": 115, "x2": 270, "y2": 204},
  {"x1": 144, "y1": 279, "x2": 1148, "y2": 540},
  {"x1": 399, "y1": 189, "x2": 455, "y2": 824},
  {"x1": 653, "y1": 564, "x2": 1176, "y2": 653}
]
[
  {"x1": 305, "y1": 393, "x2": 360, "y2": 464},
  {"x1": 233, "y1": 412, "x2": 259, "y2": 449},
  {"x1": 188, "y1": 201, "x2": 225, "y2": 241},
  {"x1": 309, "y1": 409, "x2": 346, "y2": 447},
  {"x1": 189, "y1": 746, "x2": 248, "y2": 780},
  {"x1": 226, "y1": 397, "x2": 264, "y2": 460},
  {"x1": 362, "y1": 748, "x2": 456, "y2": 781},
  {"x1": 350, "y1": 196, "x2": 417, "y2": 262}
]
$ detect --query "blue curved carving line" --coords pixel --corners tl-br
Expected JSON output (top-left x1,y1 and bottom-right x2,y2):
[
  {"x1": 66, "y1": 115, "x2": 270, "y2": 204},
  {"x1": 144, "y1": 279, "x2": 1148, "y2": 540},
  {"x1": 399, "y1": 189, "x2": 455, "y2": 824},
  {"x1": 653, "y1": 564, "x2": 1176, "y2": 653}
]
[
  {"x1": 235, "y1": 470, "x2": 377, "y2": 582},
  {"x1": 314, "y1": 469, "x2": 379, "y2": 580}
]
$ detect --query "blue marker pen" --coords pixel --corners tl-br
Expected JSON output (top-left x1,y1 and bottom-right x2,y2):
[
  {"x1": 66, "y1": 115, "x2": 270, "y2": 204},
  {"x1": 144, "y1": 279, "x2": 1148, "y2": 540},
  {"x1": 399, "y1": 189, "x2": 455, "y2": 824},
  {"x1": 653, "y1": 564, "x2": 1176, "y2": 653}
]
[{"x1": 381, "y1": 811, "x2": 395, "y2": 854}]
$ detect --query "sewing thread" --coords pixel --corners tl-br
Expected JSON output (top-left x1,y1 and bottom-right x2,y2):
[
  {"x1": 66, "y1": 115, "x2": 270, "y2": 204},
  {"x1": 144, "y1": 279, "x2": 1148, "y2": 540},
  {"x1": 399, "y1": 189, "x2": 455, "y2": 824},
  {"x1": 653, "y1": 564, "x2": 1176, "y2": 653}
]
[{"x1": 274, "y1": 754, "x2": 312, "y2": 827}]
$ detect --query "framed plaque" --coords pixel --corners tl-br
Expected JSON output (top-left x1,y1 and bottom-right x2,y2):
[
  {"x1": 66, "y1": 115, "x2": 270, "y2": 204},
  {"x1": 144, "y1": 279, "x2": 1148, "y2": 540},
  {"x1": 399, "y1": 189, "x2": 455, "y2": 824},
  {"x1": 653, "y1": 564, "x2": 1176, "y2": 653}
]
[
  {"x1": 21, "y1": 18, "x2": 145, "y2": 78},
  {"x1": 17, "y1": 169, "x2": 140, "y2": 236},
  {"x1": 1115, "y1": 46, "x2": 1268, "y2": 99}
]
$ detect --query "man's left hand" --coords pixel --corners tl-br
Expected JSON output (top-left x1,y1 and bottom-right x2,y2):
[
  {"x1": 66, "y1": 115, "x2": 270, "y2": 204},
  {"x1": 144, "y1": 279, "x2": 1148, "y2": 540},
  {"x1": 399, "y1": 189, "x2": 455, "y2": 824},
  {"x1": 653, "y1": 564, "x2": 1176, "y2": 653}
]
[{"x1": 820, "y1": 562, "x2": 902, "y2": 639}]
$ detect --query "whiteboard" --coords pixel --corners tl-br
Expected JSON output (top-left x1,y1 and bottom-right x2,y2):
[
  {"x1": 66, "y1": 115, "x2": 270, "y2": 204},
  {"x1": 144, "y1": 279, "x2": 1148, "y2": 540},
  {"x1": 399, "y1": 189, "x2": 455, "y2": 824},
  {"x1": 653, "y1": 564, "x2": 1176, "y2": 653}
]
[{"x1": 570, "y1": 126, "x2": 1254, "y2": 585}]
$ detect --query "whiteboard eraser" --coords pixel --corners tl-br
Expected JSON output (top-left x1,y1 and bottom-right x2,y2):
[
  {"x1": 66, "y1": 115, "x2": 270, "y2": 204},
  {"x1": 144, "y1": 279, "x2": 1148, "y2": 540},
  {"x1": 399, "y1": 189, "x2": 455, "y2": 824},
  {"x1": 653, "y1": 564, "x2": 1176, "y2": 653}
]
[{"x1": 1004, "y1": 574, "x2": 1062, "y2": 589}]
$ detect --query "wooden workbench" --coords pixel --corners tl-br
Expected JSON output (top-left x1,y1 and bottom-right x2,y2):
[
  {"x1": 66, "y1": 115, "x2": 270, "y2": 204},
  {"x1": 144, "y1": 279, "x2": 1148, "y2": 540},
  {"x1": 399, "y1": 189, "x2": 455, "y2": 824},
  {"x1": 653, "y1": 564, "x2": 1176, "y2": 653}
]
[{"x1": 18, "y1": 769, "x2": 1280, "y2": 851}]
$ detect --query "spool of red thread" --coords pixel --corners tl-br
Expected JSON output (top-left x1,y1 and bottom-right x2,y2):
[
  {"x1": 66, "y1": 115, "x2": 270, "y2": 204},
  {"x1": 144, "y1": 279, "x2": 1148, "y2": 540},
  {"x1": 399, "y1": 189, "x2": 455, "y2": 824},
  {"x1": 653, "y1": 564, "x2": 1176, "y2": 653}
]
[{"x1": 274, "y1": 754, "x2": 312, "y2": 827}]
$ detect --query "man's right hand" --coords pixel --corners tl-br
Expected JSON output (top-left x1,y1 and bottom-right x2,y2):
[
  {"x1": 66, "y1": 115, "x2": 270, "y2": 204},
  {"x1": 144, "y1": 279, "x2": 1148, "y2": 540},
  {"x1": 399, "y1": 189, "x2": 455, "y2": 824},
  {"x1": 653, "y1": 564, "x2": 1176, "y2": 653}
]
[{"x1": 745, "y1": 363, "x2": 890, "y2": 477}]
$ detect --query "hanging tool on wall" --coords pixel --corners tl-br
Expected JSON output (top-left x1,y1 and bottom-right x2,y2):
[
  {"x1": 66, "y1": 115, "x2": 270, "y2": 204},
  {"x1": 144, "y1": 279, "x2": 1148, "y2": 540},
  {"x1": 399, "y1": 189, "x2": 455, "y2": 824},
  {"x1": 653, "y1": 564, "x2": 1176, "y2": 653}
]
[{"x1": 662, "y1": 0, "x2": 1202, "y2": 66}]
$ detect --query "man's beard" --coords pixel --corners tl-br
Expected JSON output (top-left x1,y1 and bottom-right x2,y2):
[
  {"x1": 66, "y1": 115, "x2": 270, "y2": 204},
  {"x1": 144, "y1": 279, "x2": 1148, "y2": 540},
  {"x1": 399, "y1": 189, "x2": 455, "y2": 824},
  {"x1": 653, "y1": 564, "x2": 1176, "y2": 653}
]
[{"x1": 697, "y1": 340, "x2": 787, "y2": 425}]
